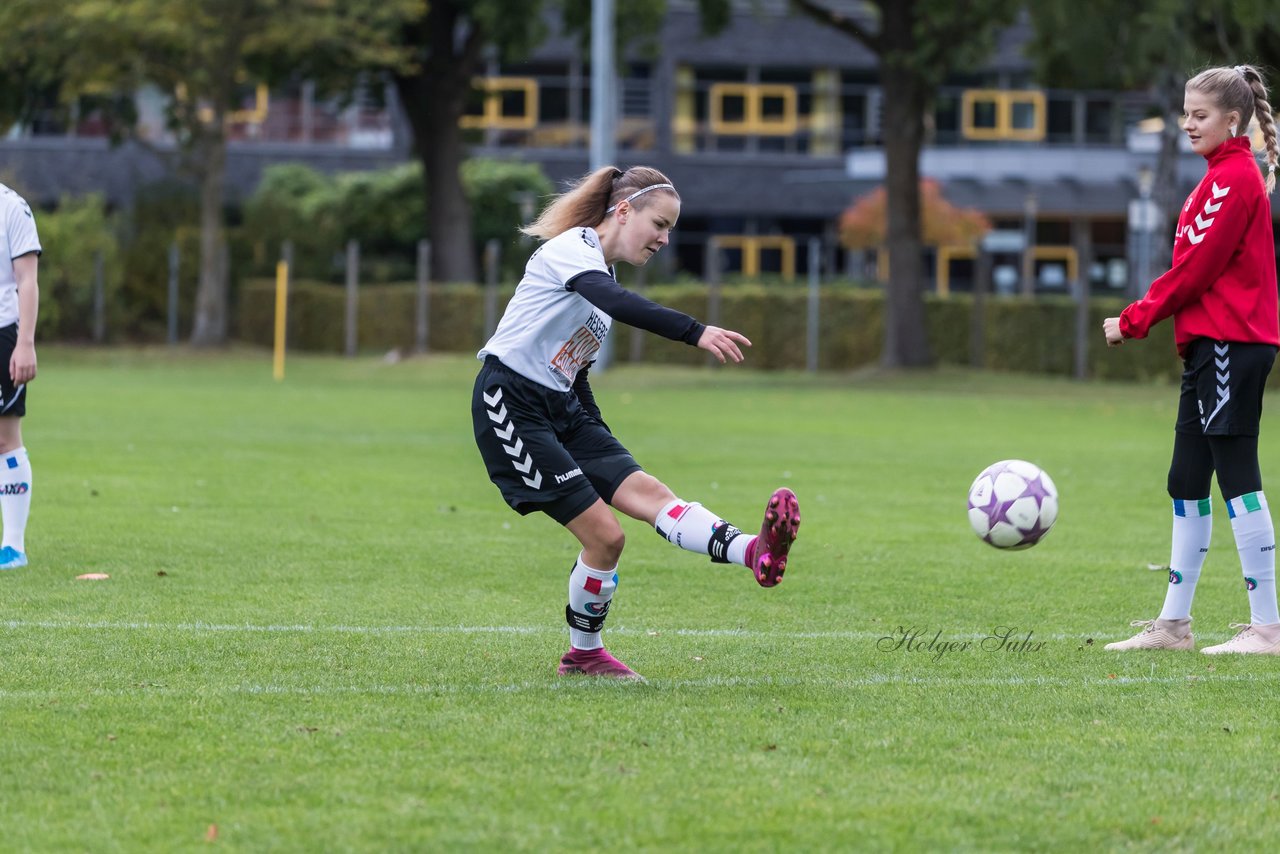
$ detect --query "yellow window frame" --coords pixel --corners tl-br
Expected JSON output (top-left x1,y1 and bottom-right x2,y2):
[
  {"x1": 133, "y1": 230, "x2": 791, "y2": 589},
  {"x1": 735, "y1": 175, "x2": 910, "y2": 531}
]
[
  {"x1": 960, "y1": 89, "x2": 1046, "y2": 141},
  {"x1": 936, "y1": 245, "x2": 978, "y2": 297},
  {"x1": 460, "y1": 77, "x2": 539, "y2": 130},
  {"x1": 715, "y1": 235, "x2": 797, "y2": 279},
  {"x1": 1031, "y1": 246, "x2": 1078, "y2": 286},
  {"x1": 708, "y1": 83, "x2": 798, "y2": 136},
  {"x1": 935, "y1": 245, "x2": 1077, "y2": 294},
  {"x1": 190, "y1": 83, "x2": 269, "y2": 125}
]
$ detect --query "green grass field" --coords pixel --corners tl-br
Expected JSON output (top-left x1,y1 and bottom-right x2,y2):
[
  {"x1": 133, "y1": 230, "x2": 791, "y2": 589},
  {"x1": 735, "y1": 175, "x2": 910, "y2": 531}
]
[{"x1": 3, "y1": 348, "x2": 1278, "y2": 851}]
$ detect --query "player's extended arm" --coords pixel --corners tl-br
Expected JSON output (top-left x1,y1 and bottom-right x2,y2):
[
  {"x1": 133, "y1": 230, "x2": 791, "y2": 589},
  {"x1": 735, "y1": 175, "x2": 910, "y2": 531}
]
[
  {"x1": 568, "y1": 270, "x2": 704, "y2": 343},
  {"x1": 568, "y1": 270, "x2": 751, "y2": 362}
]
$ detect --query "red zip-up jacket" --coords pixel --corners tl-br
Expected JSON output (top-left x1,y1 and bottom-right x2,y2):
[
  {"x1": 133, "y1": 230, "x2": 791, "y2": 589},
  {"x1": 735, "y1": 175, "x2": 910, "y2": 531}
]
[{"x1": 1119, "y1": 135, "x2": 1279, "y2": 357}]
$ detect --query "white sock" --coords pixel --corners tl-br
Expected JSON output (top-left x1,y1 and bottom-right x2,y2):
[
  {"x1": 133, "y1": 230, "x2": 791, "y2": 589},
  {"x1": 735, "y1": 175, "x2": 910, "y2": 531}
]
[
  {"x1": 567, "y1": 553, "x2": 617, "y2": 650},
  {"x1": 0, "y1": 446, "x2": 32, "y2": 553},
  {"x1": 1227, "y1": 491, "x2": 1280, "y2": 625},
  {"x1": 655, "y1": 499, "x2": 753, "y2": 566},
  {"x1": 1159, "y1": 498, "x2": 1212, "y2": 620}
]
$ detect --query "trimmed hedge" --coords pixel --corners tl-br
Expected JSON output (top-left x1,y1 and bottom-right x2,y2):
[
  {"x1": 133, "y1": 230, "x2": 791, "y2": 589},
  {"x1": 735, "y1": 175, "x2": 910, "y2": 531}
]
[{"x1": 236, "y1": 279, "x2": 1184, "y2": 381}]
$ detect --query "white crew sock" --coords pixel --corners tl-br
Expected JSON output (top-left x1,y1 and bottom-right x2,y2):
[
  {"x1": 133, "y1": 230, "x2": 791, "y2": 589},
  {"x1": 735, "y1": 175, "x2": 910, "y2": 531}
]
[
  {"x1": 567, "y1": 553, "x2": 618, "y2": 650},
  {"x1": 0, "y1": 446, "x2": 32, "y2": 553},
  {"x1": 1159, "y1": 497, "x2": 1212, "y2": 620},
  {"x1": 655, "y1": 499, "x2": 753, "y2": 566},
  {"x1": 1227, "y1": 491, "x2": 1280, "y2": 625}
]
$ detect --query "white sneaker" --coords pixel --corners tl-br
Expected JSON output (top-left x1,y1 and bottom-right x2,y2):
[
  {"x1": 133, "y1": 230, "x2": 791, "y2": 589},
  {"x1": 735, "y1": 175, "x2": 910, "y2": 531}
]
[
  {"x1": 1201, "y1": 622, "x2": 1280, "y2": 655},
  {"x1": 1103, "y1": 618, "x2": 1194, "y2": 651}
]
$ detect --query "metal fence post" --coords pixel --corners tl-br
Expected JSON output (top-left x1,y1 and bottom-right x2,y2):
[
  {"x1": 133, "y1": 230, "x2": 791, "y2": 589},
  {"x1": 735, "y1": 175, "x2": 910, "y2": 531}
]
[
  {"x1": 344, "y1": 239, "x2": 360, "y2": 357},
  {"x1": 92, "y1": 250, "x2": 105, "y2": 343},
  {"x1": 806, "y1": 237, "x2": 821, "y2": 372},
  {"x1": 971, "y1": 248, "x2": 991, "y2": 369},
  {"x1": 167, "y1": 241, "x2": 179, "y2": 344},
  {"x1": 415, "y1": 239, "x2": 431, "y2": 354},
  {"x1": 629, "y1": 265, "x2": 647, "y2": 364},
  {"x1": 217, "y1": 238, "x2": 230, "y2": 341},
  {"x1": 483, "y1": 239, "x2": 500, "y2": 341},
  {"x1": 1072, "y1": 217, "x2": 1093, "y2": 380},
  {"x1": 705, "y1": 237, "x2": 721, "y2": 368}
]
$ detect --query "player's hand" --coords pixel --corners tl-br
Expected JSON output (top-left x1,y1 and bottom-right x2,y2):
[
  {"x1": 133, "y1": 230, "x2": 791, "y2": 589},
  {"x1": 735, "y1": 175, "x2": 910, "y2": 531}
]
[
  {"x1": 697, "y1": 326, "x2": 752, "y2": 364},
  {"x1": 10, "y1": 342, "x2": 36, "y2": 384},
  {"x1": 1102, "y1": 317, "x2": 1124, "y2": 347}
]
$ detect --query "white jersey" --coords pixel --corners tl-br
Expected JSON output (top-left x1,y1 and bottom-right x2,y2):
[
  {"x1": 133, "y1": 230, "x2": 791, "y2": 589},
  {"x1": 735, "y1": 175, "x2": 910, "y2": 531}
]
[
  {"x1": 0, "y1": 184, "x2": 41, "y2": 328},
  {"x1": 479, "y1": 227, "x2": 613, "y2": 391}
]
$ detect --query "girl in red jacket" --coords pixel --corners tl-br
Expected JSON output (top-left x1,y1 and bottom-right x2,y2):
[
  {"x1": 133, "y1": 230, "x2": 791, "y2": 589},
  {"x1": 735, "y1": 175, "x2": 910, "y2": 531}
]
[{"x1": 1104, "y1": 64, "x2": 1280, "y2": 654}]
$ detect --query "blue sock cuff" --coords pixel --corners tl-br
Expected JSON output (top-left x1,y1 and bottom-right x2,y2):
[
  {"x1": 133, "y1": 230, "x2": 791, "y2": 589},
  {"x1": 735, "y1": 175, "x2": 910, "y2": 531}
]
[
  {"x1": 1173, "y1": 497, "x2": 1212, "y2": 518},
  {"x1": 1226, "y1": 491, "x2": 1267, "y2": 519}
]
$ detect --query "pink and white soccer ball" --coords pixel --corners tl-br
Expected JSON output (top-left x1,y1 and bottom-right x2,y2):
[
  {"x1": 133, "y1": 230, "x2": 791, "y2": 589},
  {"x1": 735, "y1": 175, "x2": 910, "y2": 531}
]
[{"x1": 967, "y1": 460, "x2": 1058, "y2": 549}]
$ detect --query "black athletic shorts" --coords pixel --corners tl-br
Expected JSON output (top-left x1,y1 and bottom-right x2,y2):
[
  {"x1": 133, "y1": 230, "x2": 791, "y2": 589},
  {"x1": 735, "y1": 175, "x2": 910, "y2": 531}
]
[
  {"x1": 471, "y1": 356, "x2": 641, "y2": 524},
  {"x1": 1175, "y1": 338, "x2": 1277, "y2": 437},
  {"x1": 0, "y1": 324, "x2": 26, "y2": 418}
]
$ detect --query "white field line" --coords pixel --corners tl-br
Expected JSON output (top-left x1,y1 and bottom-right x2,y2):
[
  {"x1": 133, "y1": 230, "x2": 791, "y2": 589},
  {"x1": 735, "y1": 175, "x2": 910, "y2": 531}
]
[
  {"x1": 2, "y1": 619, "x2": 1124, "y2": 643},
  {"x1": 2, "y1": 620, "x2": 1270, "y2": 696},
  {"x1": 0, "y1": 671, "x2": 1276, "y2": 701}
]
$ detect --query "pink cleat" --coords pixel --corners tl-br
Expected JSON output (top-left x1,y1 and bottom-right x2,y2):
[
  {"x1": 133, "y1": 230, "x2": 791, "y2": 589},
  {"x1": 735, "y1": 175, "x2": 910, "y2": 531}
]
[
  {"x1": 745, "y1": 487, "x2": 800, "y2": 588},
  {"x1": 557, "y1": 647, "x2": 646, "y2": 681}
]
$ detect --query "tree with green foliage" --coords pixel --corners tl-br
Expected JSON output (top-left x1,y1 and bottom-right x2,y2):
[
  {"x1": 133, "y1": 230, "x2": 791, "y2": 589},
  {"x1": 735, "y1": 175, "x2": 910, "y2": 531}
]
[
  {"x1": 0, "y1": 0, "x2": 420, "y2": 346},
  {"x1": 792, "y1": 0, "x2": 1020, "y2": 369},
  {"x1": 389, "y1": 0, "x2": 728, "y2": 284},
  {"x1": 32, "y1": 194, "x2": 123, "y2": 341},
  {"x1": 243, "y1": 159, "x2": 551, "y2": 283}
]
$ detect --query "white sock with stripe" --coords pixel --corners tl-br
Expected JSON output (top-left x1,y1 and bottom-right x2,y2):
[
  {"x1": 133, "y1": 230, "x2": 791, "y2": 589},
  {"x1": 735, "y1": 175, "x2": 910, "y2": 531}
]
[
  {"x1": 655, "y1": 499, "x2": 753, "y2": 566},
  {"x1": 567, "y1": 554, "x2": 617, "y2": 650},
  {"x1": 1158, "y1": 497, "x2": 1212, "y2": 620},
  {"x1": 1227, "y1": 491, "x2": 1280, "y2": 625},
  {"x1": 0, "y1": 446, "x2": 32, "y2": 553}
]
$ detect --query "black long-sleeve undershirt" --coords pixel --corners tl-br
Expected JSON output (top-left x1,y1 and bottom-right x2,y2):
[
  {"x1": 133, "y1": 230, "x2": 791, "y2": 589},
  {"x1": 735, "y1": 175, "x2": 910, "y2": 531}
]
[
  {"x1": 571, "y1": 363, "x2": 605, "y2": 426},
  {"x1": 567, "y1": 270, "x2": 705, "y2": 345}
]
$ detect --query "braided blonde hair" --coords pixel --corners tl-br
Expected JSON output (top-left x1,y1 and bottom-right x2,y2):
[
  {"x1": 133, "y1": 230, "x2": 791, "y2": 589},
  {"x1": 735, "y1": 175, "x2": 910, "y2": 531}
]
[
  {"x1": 521, "y1": 166, "x2": 680, "y2": 240},
  {"x1": 1187, "y1": 64, "x2": 1279, "y2": 194}
]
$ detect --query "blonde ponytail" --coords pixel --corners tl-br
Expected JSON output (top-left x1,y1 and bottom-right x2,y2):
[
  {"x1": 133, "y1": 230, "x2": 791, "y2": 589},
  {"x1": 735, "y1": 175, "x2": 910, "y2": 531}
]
[
  {"x1": 1242, "y1": 67, "x2": 1279, "y2": 194},
  {"x1": 521, "y1": 166, "x2": 680, "y2": 241}
]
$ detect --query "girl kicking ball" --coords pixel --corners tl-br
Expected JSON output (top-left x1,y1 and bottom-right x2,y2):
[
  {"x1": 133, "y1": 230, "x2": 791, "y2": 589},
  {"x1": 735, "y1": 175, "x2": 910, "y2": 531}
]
[{"x1": 471, "y1": 165, "x2": 800, "y2": 680}]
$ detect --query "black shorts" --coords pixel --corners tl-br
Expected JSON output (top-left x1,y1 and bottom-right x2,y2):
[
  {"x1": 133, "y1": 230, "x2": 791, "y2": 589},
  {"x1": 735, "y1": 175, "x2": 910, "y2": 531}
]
[
  {"x1": 1175, "y1": 338, "x2": 1277, "y2": 437},
  {"x1": 0, "y1": 324, "x2": 26, "y2": 418},
  {"x1": 471, "y1": 357, "x2": 641, "y2": 524}
]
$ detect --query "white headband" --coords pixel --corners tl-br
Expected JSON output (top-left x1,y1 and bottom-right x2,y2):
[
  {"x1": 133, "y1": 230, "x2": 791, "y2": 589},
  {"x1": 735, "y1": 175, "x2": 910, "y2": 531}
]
[
  {"x1": 605, "y1": 183, "x2": 675, "y2": 214},
  {"x1": 1234, "y1": 65, "x2": 1249, "y2": 77}
]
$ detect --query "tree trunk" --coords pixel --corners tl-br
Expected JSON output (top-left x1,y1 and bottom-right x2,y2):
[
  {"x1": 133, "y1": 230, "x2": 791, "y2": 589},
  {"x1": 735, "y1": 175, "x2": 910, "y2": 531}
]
[
  {"x1": 395, "y1": 75, "x2": 477, "y2": 284},
  {"x1": 878, "y1": 0, "x2": 933, "y2": 368},
  {"x1": 1152, "y1": 66, "x2": 1187, "y2": 277},
  {"x1": 394, "y1": 3, "x2": 479, "y2": 284},
  {"x1": 190, "y1": 132, "x2": 228, "y2": 347}
]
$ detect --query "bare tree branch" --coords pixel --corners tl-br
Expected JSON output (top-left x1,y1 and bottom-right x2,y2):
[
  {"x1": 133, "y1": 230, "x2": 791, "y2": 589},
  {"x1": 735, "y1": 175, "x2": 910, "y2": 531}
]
[
  {"x1": 1214, "y1": 8, "x2": 1233, "y2": 57},
  {"x1": 790, "y1": 0, "x2": 883, "y2": 52}
]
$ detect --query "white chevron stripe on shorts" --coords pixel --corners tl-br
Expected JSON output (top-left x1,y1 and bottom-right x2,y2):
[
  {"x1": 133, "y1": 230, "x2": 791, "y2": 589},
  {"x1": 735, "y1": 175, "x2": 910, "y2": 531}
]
[
  {"x1": 1204, "y1": 342, "x2": 1230, "y2": 428},
  {"x1": 483, "y1": 387, "x2": 543, "y2": 489}
]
